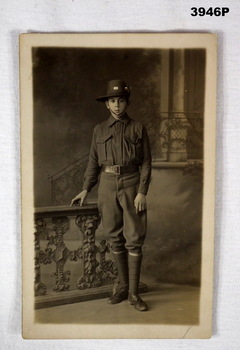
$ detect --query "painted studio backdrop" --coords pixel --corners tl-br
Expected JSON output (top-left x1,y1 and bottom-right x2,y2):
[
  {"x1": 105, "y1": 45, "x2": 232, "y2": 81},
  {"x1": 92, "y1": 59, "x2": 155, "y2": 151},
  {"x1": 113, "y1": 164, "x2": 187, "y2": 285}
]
[{"x1": 33, "y1": 47, "x2": 205, "y2": 294}]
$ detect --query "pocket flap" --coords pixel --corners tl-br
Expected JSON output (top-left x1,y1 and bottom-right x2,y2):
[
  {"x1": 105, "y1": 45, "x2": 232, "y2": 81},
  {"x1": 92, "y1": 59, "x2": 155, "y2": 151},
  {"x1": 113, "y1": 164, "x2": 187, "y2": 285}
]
[
  {"x1": 96, "y1": 134, "x2": 113, "y2": 143},
  {"x1": 124, "y1": 135, "x2": 142, "y2": 144}
]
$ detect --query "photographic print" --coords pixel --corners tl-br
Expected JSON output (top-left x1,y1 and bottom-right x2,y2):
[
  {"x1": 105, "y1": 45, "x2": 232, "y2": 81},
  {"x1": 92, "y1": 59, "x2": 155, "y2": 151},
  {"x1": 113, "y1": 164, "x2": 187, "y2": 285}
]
[{"x1": 20, "y1": 33, "x2": 217, "y2": 339}]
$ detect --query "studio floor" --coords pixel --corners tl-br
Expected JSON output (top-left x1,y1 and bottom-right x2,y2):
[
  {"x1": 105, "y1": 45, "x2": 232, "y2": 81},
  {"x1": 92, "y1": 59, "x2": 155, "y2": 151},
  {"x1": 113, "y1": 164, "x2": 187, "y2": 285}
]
[{"x1": 35, "y1": 283, "x2": 200, "y2": 325}]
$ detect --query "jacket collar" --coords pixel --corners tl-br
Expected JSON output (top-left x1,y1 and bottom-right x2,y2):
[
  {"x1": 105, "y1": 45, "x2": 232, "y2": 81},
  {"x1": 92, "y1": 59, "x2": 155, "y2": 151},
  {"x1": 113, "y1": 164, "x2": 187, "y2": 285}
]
[{"x1": 107, "y1": 113, "x2": 130, "y2": 127}]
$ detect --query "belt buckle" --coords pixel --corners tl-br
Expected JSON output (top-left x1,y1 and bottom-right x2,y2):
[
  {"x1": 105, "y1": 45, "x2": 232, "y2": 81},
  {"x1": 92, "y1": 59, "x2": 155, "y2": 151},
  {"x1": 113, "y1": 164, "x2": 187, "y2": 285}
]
[{"x1": 113, "y1": 165, "x2": 121, "y2": 175}]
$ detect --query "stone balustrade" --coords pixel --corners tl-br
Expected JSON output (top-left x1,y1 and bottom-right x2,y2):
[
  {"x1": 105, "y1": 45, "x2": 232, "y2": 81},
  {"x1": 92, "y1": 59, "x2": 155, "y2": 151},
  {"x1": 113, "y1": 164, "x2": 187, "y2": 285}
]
[{"x1": 34, "y1": 204, "x2": 119, "y2": 309}]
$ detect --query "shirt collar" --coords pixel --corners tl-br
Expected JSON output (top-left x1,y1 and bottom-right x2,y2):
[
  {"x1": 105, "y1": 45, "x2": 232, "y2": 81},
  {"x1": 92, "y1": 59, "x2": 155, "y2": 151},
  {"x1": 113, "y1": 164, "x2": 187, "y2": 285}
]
[{"x1": 107, "y1": 113, "x2": 130, "y2": 127}]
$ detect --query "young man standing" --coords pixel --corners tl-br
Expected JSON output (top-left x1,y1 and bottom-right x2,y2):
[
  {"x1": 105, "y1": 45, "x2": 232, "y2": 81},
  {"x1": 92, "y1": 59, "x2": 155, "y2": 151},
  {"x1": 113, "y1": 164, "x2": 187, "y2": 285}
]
[{"x1": 71, "y1": 79, "x2": 151, "y2": 311}]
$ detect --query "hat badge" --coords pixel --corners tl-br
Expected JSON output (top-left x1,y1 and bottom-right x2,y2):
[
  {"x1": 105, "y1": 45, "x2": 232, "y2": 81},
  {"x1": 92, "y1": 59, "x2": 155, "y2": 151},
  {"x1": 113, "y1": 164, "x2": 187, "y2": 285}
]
[{"x1": 113, "y1": 86, "x2": 119, "y2": 90}]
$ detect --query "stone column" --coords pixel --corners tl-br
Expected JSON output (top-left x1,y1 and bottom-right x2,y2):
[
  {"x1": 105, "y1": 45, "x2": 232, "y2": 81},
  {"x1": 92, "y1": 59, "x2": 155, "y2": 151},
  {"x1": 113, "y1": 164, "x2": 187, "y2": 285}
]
[{"x1": 168, "y1": 49, "x2": 189, "y2": 162}]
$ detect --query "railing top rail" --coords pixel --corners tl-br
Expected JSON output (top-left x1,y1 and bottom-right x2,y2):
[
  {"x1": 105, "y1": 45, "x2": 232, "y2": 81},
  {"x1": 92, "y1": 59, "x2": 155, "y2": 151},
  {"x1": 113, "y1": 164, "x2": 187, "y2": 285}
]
[
  {"x1": 35, "y1": 203, "x2": 99, "y2": 218},
  {"x1": 160, "y1": 111, "x2": 203, "y2": 114}
]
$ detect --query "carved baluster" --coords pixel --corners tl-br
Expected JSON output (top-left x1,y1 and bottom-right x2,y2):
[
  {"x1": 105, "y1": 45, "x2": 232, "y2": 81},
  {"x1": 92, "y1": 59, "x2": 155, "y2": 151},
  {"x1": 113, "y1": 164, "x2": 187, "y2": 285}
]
[
  {"x1": 75, "y1": 214, "x2": 101, "y2": 289},
  {"x1": 96, "y1": 240, "x2": 118, "y2": 285},
  {"x1": 50, "y1": 216, "x2": 71, "y2": 291},
  {"x1": 34, "y1": 218, "x2": 47, "y2": 296}
]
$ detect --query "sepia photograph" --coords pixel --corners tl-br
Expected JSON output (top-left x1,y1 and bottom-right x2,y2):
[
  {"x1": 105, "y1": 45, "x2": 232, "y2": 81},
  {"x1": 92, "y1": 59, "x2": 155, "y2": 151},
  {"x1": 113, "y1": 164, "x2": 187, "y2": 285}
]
[{"x1": 20, "y1": 33, "x2": 217, "y2": 339}]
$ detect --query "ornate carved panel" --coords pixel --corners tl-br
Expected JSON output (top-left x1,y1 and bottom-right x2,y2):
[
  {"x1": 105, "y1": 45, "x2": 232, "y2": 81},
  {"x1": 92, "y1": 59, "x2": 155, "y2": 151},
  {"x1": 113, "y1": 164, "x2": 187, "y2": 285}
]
[
  {"x1": 34, "y1": 206, "x2": 117, "y2": 297},
  {"x1": 75, "y1": 214, "x2": 117, "y2": 289},
  {"x1": 34, "y1": 218, "x2": 48, "y2": 296}
]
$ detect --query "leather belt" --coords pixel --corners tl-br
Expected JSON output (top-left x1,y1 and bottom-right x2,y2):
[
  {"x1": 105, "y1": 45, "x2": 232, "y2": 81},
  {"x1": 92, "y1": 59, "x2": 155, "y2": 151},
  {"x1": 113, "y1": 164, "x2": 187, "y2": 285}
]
[{"x1": 102, "y1": 165, "x2": 139, "y2": 175}]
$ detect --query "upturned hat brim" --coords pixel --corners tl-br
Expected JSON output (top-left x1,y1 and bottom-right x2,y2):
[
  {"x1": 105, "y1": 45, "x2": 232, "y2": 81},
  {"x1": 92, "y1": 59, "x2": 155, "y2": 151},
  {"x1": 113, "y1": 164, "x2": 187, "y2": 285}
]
[{"x1": 96, "y1": 91, "x2": 130, "y2": 102}]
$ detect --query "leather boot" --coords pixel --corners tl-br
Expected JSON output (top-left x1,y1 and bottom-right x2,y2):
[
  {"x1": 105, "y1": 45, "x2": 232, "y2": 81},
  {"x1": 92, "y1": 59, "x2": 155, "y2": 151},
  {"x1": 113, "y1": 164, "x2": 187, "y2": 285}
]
[
  {"x1": 128, "y1": 253, "x2": 148, "y2": 311},
  {"x1": 108, "y1": 250, "x2": 128, "y2": 304}
]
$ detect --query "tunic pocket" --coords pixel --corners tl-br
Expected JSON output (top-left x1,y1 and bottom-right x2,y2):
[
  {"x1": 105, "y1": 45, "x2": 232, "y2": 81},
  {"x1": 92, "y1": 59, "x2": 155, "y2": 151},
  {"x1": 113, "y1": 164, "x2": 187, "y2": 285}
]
[
  {"x1": 96, "y1": 134, "x2": 112, "y2": 162},
  {"x1": 124, "y1": 135, "x2": 142, "y2": 161}
]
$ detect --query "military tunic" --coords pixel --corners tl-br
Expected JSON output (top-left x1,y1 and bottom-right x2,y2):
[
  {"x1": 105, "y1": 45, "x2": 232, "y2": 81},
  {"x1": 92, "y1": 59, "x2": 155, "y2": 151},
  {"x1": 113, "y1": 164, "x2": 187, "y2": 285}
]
[{"x1": 82, "y1": 113, "x2": 152, "y2": 254}]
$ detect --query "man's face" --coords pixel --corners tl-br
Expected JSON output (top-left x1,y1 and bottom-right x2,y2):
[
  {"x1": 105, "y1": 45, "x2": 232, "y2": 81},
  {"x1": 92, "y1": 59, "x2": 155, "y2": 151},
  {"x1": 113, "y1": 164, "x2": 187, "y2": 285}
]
[{"x1": 105, "y1": 96, "x2": 128, "y2": 119}]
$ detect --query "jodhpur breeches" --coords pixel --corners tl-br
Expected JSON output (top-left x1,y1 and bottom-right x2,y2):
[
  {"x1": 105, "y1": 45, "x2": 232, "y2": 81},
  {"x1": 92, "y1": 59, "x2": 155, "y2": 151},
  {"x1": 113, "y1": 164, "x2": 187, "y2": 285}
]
[{"x1": 98, "y1": 171, "x2": 147, "y2": 255}]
